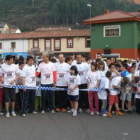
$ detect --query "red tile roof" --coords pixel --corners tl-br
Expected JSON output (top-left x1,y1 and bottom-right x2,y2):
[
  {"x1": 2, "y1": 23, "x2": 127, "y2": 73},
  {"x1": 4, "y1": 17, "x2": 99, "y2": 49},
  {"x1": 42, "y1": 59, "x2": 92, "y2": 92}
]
[
  {"x1": 0, "y1": 29, "x2": 90, "y2": 40},
  {"x1": 84, "y1": 10, "x2": 140, "y2": 25}
]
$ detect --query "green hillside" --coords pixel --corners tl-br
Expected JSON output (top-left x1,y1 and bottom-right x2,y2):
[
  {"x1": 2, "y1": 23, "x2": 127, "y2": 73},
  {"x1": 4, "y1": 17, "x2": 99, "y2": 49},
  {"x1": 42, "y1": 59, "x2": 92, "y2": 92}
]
[{"x1": 0, "y1": 0, "x2": 139, "y2": 31}]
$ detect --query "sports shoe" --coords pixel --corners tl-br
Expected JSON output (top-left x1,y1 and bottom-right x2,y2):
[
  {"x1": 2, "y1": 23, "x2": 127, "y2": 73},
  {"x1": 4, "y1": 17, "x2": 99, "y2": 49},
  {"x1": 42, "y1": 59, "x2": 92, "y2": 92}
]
[
  {"x1": 90, "y1": 112, "x2": 94, "y2": 116},
  {"x1": 102, "y1": 114, "x2": 107, "y2": 117},
  {"x1": 6, "y1": 112, "x2": 10, "y2": 118},
  {"x1": 22, "y1": 114, "x2": 26, "y2": 117},
  {"x1": 0, "y1": 111, "x2": 3, "y2": 115},
  {"x1": 72, "y1": 111, "x2": 77, "y2": 117},
  {"x1": 50, "y1": 110, "x2": 55, "y2": 114},
  {"x1": 41, "y1": 110, "x2": 45, "y2": 114},
  {"x1": 78, "y1": 108, "x2": 83, "y2": 113},
  {"x1": 116, "y1": 111, "x2": 124, "y2": 116},
  {"x1": 95, "y1": 112, "x2": 100, "y2": 115},
  {"x1": 61, "y1": 108, "x2": 67, "y2": 113},
  {"x1": 68, "y1": 109, "x2": 74, "y2": 113},
  {"x1": 33, "y1": 111, "x2": 37, "y2": 114},
  {"x1": 55, "y1": 108, "x2": 60, "y2": 112},
  {"x1": 107, "y1": 112, "x2": 112, "y2": 118},
  {"x1": 85, "y1": 109, "x2": 90, "y2": 114},
  {"x1": 11, "y1": 111, "x2": 16, "y2": 117}
]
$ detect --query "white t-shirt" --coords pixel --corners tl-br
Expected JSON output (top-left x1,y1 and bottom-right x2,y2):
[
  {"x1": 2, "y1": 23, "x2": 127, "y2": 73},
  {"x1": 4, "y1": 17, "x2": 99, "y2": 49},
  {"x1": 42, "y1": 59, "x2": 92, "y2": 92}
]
[
  {"x1": 86, "y1": 71, "x2": 101, "y2": 88},
  {"x1": 72, "y1": 60, "x2": 77, "y2": 66},
  {"x1": 55, "y1": 62, "x2": 70, "y2": 86},
  {"x1": 111, "y1": 72, "x2": 118, "y2": 78},
  {"x1": 135, "y1": 70, "x2": 140, "y2": 77},
  {"x1": 67, "y1": 74, "x2": 81, "y2": 96},
  {"x1": 1, "y1": 63, "x2": 19, "y2": 85},
  {"x1": 73, "y1": 62, "x2": 90, "y2": 84},
  {"x1": 98, "y1": 77, "x2": 109, "y2": 100},
  {"x1": 98, "y1": 70, "x2": 107, "y2": 78},
  {"x1": 37, "y1": 62, "x2": 56, "y2": 85},
  {"x1": 135, "y1": 81, "x2": 140, "y2": 99},
  {"x1": 0, "y1": 68, "x2": 3, "y2": 88},
  {"x1": 110, "y1": 76, "x2": 122, "y2": 95},
  {"x1": 21, "y1": 64, "x2": 36, "y2": 87}
]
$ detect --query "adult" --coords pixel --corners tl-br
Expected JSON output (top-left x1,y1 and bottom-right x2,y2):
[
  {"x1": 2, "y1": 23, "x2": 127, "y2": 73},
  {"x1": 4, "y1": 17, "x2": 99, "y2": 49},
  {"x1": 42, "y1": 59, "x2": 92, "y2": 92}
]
[
  {"x1": 70, "y1": 54, "x2": 76, "y2": 65},
  {"x1": 36, "y1": 52, "x2": 56, "y2": 114},
  {"x1": 55, "y1": 54, "x2": 70, "y2": 112},
  {"x1": 21, "y1": 56, "x2": 36, "y2": 117},
  {"x1": 1, "y1": 55, "x2": 19, "y2": 118}
]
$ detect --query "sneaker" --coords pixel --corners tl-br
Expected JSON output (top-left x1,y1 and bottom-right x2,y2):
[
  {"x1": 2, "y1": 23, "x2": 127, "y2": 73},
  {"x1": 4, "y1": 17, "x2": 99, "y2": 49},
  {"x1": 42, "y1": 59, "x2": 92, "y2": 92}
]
[
  {"x1": 107, "y1": 112, "x2": 112, "y2": 118},
  {"x1": 55, "y1": 108, "x2": 60, "y2": 112},
  {"x1": 33, "y1": 111, "x2": 37, "y2": 114},
  {"x1": 61, "y1": 108, "x2": 67, "y2": 113},
  {"x1": 11, "y1": 111, "x2": 16, "y2": 117},
  {"x1": 78, "y1": 108, "x2": 83, "y2": 113},
  {"x1": 0, "y1": 111, "x2": 3, "y2": 115},
  {"x1": 50, "y1": 110, "x2": 55, "y2": 114},
  {"x1": 68, "y1": 109, "x2": 74, "y2": 113},
  {"x1": 95, "y1": 112, "x2": 100, "y2": 115},
  {"x1": 102, "y1": 114, "x2": 107, "y2": 117},
  {"x1": 72, "y1": 111, "x2": 77, "y2": 117},
  {"x1": 112, "y1": 111, "x2": 116, "y2": 114},
  {"x1": 90, "y1": 112, "x2": 94, "y2": 116},
  {"x1": 41, "y1": 110, "x2": 45, "y2": 114},
  {"x1": 85, "y1": 109, "x2": 90, "y2": 114},
  {"x1": 22, "y1": 114, "x2": 26, "y2": 117},
  {"x1": 6, "y1": 112, "x2": 10, "y2": 118},
  {"x1": 116, "y1": 111, "x2": 124, "y2": 116}
]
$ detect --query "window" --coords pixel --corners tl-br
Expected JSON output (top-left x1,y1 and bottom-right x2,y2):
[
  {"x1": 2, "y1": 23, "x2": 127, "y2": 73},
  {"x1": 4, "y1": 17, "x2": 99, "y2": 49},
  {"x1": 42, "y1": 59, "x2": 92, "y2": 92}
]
[
  {"x1": 11, "y1": 42, "x2": 16, "y2": 49},
  {"x1": 85, "y1": 38, "x2": 90, "y2": 48},
  {"x1": 0, "y1": 43, "x2": 2, "y2": 49},
  {"x1": 67, "y1": 39, "x2": 73, "y2": 48},
  {"x1": 33, "y1": 39, "x2": 39, "y2": 48},
  {"x1": 54, "y1": 39, "x2": 61, "y2": 51},
  {"x1": 45, "y1": 39, "x2": 51, "y2": 51},
  {"x1": 104, "y1": 25, "x2": 120, "y2": 37}
]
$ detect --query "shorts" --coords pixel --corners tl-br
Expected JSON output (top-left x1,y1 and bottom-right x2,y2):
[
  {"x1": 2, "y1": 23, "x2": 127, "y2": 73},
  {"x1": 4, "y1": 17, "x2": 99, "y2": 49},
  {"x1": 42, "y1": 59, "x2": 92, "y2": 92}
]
[
  {"x1": 68, "y1": 94, "x2": 79, "y2": 101},
  {"x1": 0, "y1": 88, "x2": 3, "y2": 103},
  {"x1": 109, "y1": 95, "x2": 118, "y2": 105},
  {"x1": 3, "y1": 87, "x2": 16, "y2": 102},
  {"x1": 120, "y1": 92, "x2": 132, "y2": 102}
]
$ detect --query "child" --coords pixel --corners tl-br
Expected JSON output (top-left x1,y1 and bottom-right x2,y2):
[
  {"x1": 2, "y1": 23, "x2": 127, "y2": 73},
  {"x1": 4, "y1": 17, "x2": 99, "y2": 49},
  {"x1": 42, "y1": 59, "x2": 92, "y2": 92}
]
[
  {"x1": 67, "y1": 66, "x2": 81, "y2": 117},
  {"x1": 98, "y1": 71, "x2": 111, "y2": 117},
  {"x1": 107, "y1": 76, "x2": 129, "y2": 118},
  {"x1": 86, "y1": 62, "x2": 101, "y2": 115}
]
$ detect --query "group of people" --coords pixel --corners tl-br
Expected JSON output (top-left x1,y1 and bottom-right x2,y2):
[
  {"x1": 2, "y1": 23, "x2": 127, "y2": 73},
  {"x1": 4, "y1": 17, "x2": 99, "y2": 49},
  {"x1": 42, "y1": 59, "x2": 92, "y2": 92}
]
[{"x1": 0, "y1": 52, "x2": 140, "y2": 118}]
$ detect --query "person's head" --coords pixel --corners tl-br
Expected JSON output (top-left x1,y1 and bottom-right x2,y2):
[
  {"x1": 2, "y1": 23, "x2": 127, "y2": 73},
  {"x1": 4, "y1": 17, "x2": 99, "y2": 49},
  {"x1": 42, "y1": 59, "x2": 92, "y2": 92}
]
[
  {"x1": 81, "y1": 54, "x2": 87, "y2": 62},
  {"x1": 121, "y1": 63, "x2": 128, "y2": 71},
  {"x1": 122, "y1": 77, "x2": 129, "y2": 86},
  {"x1": 136, "y1": 58, "x2": 140, "y2": 63},
  {"x1": 19, "y1": 61, "x2": 25, "y2": 70},
  {"x1": 41, "y1": 51, "x2": 49, "y2": 62},
  {"x1": 106, "y1": 57, "x2": 112, "y2": 66},
  {"x1": 69, "y1": 54, "x2": 75, "y2": 61},
  {"x1": 58, "y1": 54, "x2": 65, "y2": 63},
  {"x1": 76, "y1": 54, "x2": 82, "y2": 63},
  {"x1": 130, "y1": 66, "x2": 135, "y2": 74},
  {"x1": 90, "y1": 62, "x2": 97, "y2": 71},
  {"x1": 6, "y1": 55, "x2": 14, "y2": 65},
  {"x1": 118, "y1": 60, "x2": 123, "y2": 65},
  {"x1": 65, "y1": 57, "x2": 72, "y2": 65},
  {"x1": 111, "y1": 57, "x2": 116, "y2": 64},
  {"x1": 109, "y1": 64, "x2": 116, "y2": 72},
  {"x1": 27, "y1": 56, "x2": 34, "y2": 66},
  {"x1": 127, "y1": 59, "x2": 131, "y2": 64},
  {"x1": 106, "y1": 71, "x2": 112, "y2": 78},
  {"x1": 132, "y1": 62, "x2": 136, "y2": 69},
  {"x1": 134, "y1": 76, "x2": 139, "y2": 84},
  {"x1": 70, "y1": 66, "x2": 78, "y2": 75},
  {"x1": 96, "y1": 53, "x2": 102, "y2": 60},
  {"x1": 115, "y1": 64, "x2": 121, "y2": 71},
  {"x1": 98, "y1": 61, "x2": 105, "y2": 71}
]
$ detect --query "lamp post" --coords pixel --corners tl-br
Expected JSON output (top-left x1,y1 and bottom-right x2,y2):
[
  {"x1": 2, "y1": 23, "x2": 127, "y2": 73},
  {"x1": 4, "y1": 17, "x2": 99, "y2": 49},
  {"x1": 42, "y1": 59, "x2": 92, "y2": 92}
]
[{"x1": 87, "y1": 4, "x2": 92, "y2": 32}]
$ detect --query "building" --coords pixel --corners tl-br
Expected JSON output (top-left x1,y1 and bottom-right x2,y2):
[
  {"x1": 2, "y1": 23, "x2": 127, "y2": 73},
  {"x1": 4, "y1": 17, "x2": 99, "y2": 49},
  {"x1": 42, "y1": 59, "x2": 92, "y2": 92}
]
[
  {"x1": 84, "y1": 10, "x2": 140, "y2": 59},
  {"x1": 0, "y1": 29, "x2": 90, "y2": 58}
]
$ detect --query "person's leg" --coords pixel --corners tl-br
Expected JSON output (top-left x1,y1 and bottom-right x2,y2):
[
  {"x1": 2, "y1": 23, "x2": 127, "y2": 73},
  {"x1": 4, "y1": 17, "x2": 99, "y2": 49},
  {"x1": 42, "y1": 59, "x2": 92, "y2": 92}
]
[
  {"x1": 73, "y1": 101, "x2": 78, "y2": 111},
  {"x1": 135, "y1": 98, "x2": 140, "y2": 114},
  {"x1": 94, "y1": 91, "x2": 99, "y2": 113},
  {"x1": 10, "y1": 88, "x2": 16, "y2": 112},
  {"x1": 83, "y1": 84, "x2": 89, "y2": 109},
  {"x1": 0, "y1": 88, "x2": 3, "y2": 112},
  {"x1": 29, "y1": 90, "x2": 36, "y2": 112},
  {"x1": 55, "y1": 87, "x2": 60, "y2": 109},
  {"x1": 108, "y1": 95, "x2": 114, "y2": 117},
  {"x1": 4, "y1": 88, "x2": 10, "y2": 113},
  {"x1": 88, "y1": 91, "x2": 94, "y2": 113},
  {"x1": 101, "y1": 100, "x2": 107, "y2": 115},
  {"x1": 78, "y1": 85, "x2": 84, "y2": 109},
  {"x1": 41, "y1": 85, "x2": 47, "y2": 111}
]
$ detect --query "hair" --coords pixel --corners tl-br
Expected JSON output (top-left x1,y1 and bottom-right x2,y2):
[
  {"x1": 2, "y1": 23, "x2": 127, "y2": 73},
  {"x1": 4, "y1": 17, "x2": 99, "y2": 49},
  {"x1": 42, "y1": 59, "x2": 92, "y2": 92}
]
[
  {"x1": 106, "y1": 71, "x2": 112, "y2": 78},
  {"x1": 98, "y1": 61, "x2": 105, "y2": 70},
  {"x1": 122, "y1": 63, "x2": 128, "y2": 69},
  {"x1": 81, "y1": 54, "x2": 86, "y2": 58},
  {"x1": 123, "y1": 60, "x2": 127, "y2": 64},
  {"x1": 107, "y1": 57, "x2": 111, "y2": 60},
  {"x1": 115, "y1": 64, "x2": 121, "y2": 68},
  {"x1": 109, "y1": 63, "x2": 115, "y2": 69},
  {"x1": 96, "y1": 59, "x2": 101, "y2": 63},
  {"x1": 70, "y1": 66, "x2": 78, "y2": 75},
  {"x1": 91, "y1": 62, "x2": 97, "y2": 70},
  {"x1": 6, "y1": 55, "x2": 13, "y2": 61},
  {"x1": 96, "y1": 52, "x2": 102, "y2": 57},
  {"x1": 65, "y1": 57, "x2": 72, "y2": 63},
  {"x1": 132, "y1": 62, "x2": 136, "y2": 66},
  {"x1": 41, "y1": 51, "x2": 49, "y2": 57},
  {"x1": 19, "y1": 61, "x2": 25, "y2": 66},
  {"x1": 27, "y1": 55, "x2": 34, "y2": 62}
]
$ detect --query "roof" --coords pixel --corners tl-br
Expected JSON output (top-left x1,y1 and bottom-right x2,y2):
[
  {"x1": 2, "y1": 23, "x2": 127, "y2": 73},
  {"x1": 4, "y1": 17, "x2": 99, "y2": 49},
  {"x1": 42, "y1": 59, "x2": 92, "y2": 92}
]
[
  {"x1": 84, "y1": 10, "x2": 140, "y2": 25},
  {"x1": 0, "y1": 29, "x2": 90, "y2": 40},
  {"x1": 35, "y1": 27, "x2": 71, "y2": 31}
]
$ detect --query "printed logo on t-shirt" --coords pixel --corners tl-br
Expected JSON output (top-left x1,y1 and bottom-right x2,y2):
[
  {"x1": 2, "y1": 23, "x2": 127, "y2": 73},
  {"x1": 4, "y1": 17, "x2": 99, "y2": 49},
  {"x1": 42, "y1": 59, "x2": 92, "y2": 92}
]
[
  {"x1": 69, "y1": 78, "x2": 75, "y2": 83},
  {"x1": 59, "y1": 73, "x2": 65, "y2": 78},
  {"x1": 44, "y1": 74, "x2": 51, "y2": 79},
  {"x1": 79, "y1": 71, "x2": 84, "y2": 76}
]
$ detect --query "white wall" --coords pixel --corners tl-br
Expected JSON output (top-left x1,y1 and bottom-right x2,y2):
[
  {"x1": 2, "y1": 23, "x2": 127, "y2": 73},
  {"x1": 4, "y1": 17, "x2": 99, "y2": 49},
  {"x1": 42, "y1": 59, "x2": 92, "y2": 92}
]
[{"x1": 0, "y1": 39, "x2": 28, "y2": 54}]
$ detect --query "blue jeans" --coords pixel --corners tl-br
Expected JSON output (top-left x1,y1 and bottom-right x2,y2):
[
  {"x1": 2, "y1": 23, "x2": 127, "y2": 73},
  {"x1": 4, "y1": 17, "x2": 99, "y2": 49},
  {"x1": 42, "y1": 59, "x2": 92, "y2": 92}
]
[
  {"x1": 21, "y1": 89, "x2": 36, "y2": 114},
  {"x1": 101, "y1": 99, "x2": 107, "y2": 115},
  {"x1": 41, "y1": 84, "x2": 54, "y2": 111}
]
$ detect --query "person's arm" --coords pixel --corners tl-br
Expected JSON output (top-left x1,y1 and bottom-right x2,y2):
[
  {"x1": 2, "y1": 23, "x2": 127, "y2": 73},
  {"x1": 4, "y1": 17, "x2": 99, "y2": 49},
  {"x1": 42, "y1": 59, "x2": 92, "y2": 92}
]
[
  {"x1": 114, "y1": 70, "x2": 121, "y2": 76},
  {"x1": 21, "y1": 77, "x2": 26, "y2": 92},
  {"x1": 95, "y1": 80, "x2": 100, "y2": 88},
  {"x1": 105, "y1": 89, "x2": 110, "y2": 94}
]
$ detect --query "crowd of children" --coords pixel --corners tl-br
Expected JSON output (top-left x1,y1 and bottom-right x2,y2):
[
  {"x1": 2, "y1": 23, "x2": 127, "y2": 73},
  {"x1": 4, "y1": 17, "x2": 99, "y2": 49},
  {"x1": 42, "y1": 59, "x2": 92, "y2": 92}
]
[{"x1": 0, "y1": 52, "x2": 140, "y2": 118}]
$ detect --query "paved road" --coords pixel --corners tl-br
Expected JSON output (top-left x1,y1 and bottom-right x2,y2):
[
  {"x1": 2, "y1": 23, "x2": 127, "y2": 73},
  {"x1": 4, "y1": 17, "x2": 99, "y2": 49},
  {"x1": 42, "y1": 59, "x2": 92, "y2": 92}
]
[{"x1": 0, "y1": 112, "x2": 140, "y2": 140}]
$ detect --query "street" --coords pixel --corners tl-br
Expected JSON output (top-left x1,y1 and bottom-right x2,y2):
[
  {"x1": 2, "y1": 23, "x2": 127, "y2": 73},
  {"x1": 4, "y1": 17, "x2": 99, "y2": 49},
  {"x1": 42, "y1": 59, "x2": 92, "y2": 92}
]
[{"x1": 0, "y1": 112, "x2": 140, "y2": 140}]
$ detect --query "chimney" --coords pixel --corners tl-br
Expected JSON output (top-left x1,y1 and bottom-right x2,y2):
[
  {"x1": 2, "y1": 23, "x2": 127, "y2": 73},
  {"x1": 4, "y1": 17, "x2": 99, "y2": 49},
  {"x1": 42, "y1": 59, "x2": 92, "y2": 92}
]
[{"x1": 105, "y1": 10, "x2": 109, "y2": 14}]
